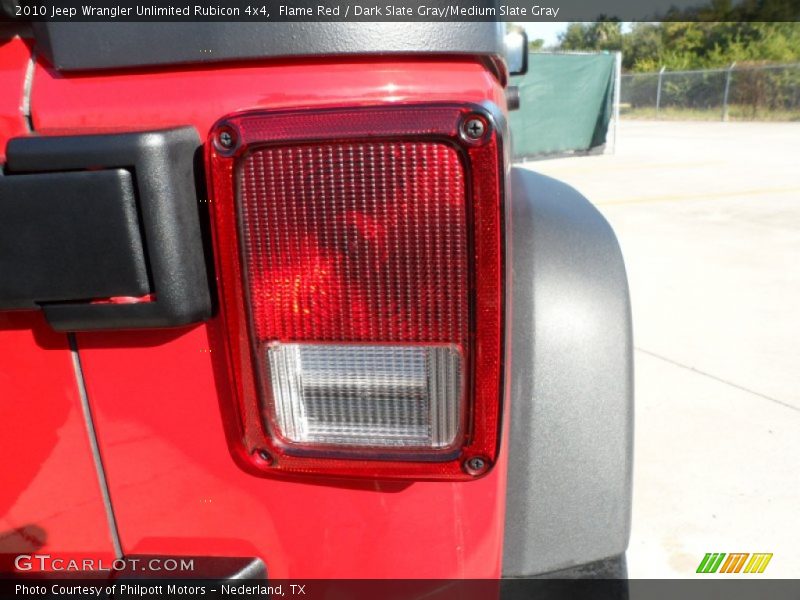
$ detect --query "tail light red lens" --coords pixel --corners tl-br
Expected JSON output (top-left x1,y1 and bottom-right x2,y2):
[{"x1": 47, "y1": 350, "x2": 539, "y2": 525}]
[{"x1": 207, "y1": 104, "x2": 504, "y2": 480}]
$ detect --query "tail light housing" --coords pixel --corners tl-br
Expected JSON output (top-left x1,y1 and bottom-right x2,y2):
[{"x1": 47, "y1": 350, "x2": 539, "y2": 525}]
[{"x1": 207, "y1": 104, "x2": 505, "y2": 480}]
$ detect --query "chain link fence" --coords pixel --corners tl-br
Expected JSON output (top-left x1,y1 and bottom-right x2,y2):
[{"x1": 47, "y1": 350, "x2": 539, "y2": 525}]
[{"x1": 620, "y1": 63, "x2": 800, "y2": 121}]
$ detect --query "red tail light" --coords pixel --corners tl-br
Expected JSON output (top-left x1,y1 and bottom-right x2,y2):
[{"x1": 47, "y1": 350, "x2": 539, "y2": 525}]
[{"x1": 207, "y1": 104, "x2": 504, "y2": 480}]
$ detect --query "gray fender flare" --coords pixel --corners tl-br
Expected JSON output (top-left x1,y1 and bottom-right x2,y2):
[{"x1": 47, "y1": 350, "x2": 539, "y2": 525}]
[{"x1": 502, "y1": 167, "x2": 634, "y2": 576}]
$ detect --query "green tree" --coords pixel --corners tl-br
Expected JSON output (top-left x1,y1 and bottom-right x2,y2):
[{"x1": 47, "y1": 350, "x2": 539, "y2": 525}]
[
  {"x1": 558, "y1": 20, "x2": 800, "y2": 72},
  {"x1": 621, "y1": 23, "x2": 664, "y2": 70},
  {"x1": 558, "y1": 21, "x2": 623, "y2": 52},
  {"x1": 529, "y1": 38, "x2": 545, "y2": 51}
]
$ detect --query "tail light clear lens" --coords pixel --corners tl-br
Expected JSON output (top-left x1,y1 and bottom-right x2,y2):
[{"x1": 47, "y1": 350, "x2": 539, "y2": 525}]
[
  {"x1": 268, "y1": 344, "x2": 463, "y2": 448},
  {"x1": 207, "y1": 104, "x2": 504, "y2": 480}
]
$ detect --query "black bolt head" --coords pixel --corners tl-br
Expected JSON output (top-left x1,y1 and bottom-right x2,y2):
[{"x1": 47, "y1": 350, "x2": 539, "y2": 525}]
[
  {"x1": 464, "y1": 118, "x2": 486, "y2": 140},
  {"x1": 218, "y1": 130, "x2": 234, "y2": 148},
  {"x1": 464, "y1": 456, "x2": 489, "y2": 475},
  {"x1": 256, "y1": 449, "x2": 273, "y2": 465}
]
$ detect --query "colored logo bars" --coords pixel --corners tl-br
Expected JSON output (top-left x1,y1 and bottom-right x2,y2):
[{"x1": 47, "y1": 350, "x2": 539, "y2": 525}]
[{"x1": 696, "y1": 553, "x2": 773, "y2": 574}]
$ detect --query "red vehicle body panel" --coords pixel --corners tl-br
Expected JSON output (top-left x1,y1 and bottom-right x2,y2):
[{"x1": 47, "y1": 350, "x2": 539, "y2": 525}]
[
  {"x1": 0, "y1": 313, "x2": 116, "y2": 570},
  {"x1": 0, "y1": 37, "x2": 31, "y2": 162},
  {"x1": 4, "y1": 55, "x2": 510, "y2": 577},
  {"x1": 0, "y1": 38, "x2": 117, "y2": 570}
]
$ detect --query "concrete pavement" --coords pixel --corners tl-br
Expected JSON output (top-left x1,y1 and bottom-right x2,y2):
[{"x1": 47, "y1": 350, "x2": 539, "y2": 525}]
[{"x1": 521, "y1": 120, "x2": 800, "y2": 578}]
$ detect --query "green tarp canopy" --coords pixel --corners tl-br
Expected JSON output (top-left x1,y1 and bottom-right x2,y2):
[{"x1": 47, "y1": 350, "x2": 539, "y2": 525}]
[{"x1": 510, "y1": 52, "x2": 616, "y2": 159}]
